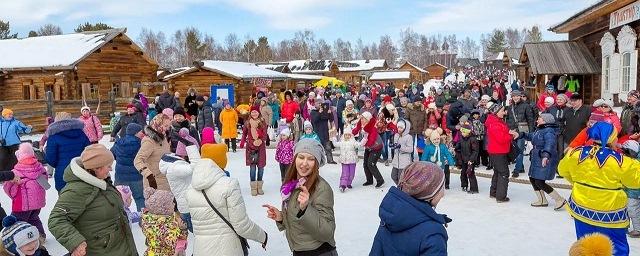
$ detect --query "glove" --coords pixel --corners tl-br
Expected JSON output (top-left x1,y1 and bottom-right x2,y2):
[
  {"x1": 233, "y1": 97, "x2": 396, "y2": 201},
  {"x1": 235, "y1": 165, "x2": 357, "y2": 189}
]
[
  {"x1": 141, "y1": 168, "x2": 153, "y2": 178},
  {"x1": 147, "y1": 175, "x2": 158, "y2": 189},
  {"x1": 177, "y1": 137, "x2": 194, "y2": 147}
]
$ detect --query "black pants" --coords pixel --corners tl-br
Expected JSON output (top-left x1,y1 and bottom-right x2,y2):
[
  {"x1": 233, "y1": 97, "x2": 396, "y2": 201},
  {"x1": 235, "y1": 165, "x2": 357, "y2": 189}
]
[
  {"x1": 225, "y1": 138, "x2": 237, "y2": 151},
  {"x1": 325, "y1": 141, "x2": 335, "y2": 163},
  {"x1": 478, "y1": 140, "x2": 490, "y2": 167},
  {"x1": 461, "y1": 161, "x2": 478, "y2": 192},
  {"x1": 0, "y1": 145, "x2": 19, "y2": 172},
  {"x1": 444, "y1": 165, "x2": 450, "y2": 188},
  {"x1": 529, "y1": 177, "x2": 553, "y2": 194},
  {"x1": 279, "y1": 163, "x2": 290, "y2": 181},
  {"x1": 489, "y1": 154, "x2": 510, "y2": 200},
  {"x1": 363, "y1": 149, "x2": 383, "y2": 184}
]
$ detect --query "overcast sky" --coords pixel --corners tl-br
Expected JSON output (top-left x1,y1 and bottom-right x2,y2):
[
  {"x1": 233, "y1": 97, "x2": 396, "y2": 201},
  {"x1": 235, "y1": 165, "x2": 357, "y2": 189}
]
[{"x1": 2, "y1": 0, "x2": 601, "y2": 44}]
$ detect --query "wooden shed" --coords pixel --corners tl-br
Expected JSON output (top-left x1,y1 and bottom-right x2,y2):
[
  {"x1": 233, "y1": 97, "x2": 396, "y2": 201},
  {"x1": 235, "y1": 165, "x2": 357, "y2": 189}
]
[
  {"x1": 398, "y1": 61, "x2": 428, "y2": 83},
  {"x1": 550, "y1": 0, "x2": 640, "y2": 105},
  {"x1": 163, "y1": 60, "x2": 289, "y2": 105},
  {"x1": 0, "y1": 28, "x2": 159, "y2": 131},
  {"x1": 286, "y1": 59, "x2": 388, "y2": 87},
  {"x1": 519, "y1": 41, "x2": 600, "y2": 102},
  {"x1": 425, "y1": 63, "x2": 448, "y2": 80}
]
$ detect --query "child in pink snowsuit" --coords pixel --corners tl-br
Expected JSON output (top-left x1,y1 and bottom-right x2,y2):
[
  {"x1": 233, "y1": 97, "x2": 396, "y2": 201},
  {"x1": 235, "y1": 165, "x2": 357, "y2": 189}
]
[
  {"x1": 275, "y1": 128, "x2": 294, "y2": 181},
  {"x1": 4, "y1": 143, "x2": 48, "y2": 238}
]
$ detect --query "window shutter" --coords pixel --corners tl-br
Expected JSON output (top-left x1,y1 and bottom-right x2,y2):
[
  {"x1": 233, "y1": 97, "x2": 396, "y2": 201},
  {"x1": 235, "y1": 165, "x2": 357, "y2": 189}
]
[
  {"x1": 611, "y1": 53, "x2": 621, "y2": 95},
  {"x1": 631, "y1": 50, "x2": 638, "y2": 94},
  {"x1": 81, "y1": 83, "x2": 90, "y2": 100}
]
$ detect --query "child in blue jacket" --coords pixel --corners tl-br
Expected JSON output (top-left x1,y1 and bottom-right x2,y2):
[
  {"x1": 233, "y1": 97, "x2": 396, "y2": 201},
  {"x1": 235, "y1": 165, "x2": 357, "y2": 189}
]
[{"x1": 421, "y1": 128, "x2": 455, "y2": 189}]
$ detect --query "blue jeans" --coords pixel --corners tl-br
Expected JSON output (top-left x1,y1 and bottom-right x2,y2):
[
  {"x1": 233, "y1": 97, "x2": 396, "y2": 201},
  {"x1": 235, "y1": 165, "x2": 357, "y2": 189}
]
[
  {"x1": 249, "y1": 165, "x2": 264, "y2": 181},
  {"x1": 381, "y1": 131, "x2": 393, "y2": 161},
  {"x1": 114, "y1": 179, "x2": 145, "y2": 212},
  {"x1": 180, "y1": 213, "x2": 193, "y2": 233},
  {"x1": 514, "y1": 138, "x2": 526, "y2": 173}
]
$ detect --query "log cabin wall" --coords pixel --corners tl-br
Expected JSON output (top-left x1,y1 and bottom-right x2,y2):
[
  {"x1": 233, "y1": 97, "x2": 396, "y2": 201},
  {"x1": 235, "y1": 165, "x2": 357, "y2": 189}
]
[
  {"x1": 165, "y1": 69, "x2": 250, "y2": 105},
  {"x1": 398, "y1": 64, "x2": 427, "y2": 83},
  {"x1": 426, "y1": 65, "x2": 447, "y2": 80},
  {"x1": 74, "y1": 34, "x2": 158, "y2": 102}
]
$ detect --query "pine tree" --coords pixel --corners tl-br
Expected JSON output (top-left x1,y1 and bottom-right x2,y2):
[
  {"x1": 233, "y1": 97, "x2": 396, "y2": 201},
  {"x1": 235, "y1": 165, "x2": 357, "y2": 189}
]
[
  {"x1": 74, "y1": 22, "x2": 113, "y2": 32},
  {"x1": 28, "y1": 31, "x2": 38, "y2": 37},
  {"x1": 487, "y1": 29, "x2": 507, "y2": 53},
  {"x1": 0, "y1": 20, "x2": 18, "y2": 39}
]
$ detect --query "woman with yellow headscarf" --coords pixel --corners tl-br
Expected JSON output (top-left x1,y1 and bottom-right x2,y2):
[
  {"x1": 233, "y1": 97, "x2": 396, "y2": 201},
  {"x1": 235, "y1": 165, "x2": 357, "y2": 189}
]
[{"x1": 558, "y1": 121, "x2": 640, "y2": 256}]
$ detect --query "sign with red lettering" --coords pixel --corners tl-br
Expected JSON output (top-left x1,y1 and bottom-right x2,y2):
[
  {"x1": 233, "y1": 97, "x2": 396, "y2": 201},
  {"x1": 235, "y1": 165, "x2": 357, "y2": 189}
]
[{"x1": 610, "y1": 1, "x2": 640, "y2": 29}]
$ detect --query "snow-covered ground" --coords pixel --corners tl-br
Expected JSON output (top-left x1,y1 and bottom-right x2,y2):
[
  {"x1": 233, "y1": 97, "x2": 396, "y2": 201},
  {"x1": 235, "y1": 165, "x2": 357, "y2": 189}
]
[{"x1": 6, "y1": 135, "x2": 640, "y2": 255}]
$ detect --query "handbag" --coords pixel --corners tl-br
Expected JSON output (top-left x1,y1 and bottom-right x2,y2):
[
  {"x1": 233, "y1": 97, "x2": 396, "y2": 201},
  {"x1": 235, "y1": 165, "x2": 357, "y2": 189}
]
[
  {"x1": 511, "y1": 107, "x2": 529, "y2": 133},
  {"x1": 250, "y1": 150, "x2": 259, "y2": 164},
  {"x1": 201, "y1": 190, "x2": 250, "y2": 256}
]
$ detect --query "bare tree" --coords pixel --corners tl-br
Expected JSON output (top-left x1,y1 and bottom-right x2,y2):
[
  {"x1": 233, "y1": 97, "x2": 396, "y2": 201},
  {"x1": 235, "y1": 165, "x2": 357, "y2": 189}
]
[
  {"x1": 400, "y1": 28, "x2": 419, "y2": 65},
  {"x1": 37, "y1": 24, "x2": 62, "y2": 36},
  {"x1": 224, "y1": 33, "x2": 242, "y2": 61},
  {"x1": 505, "y1": 27, "x2": 523, "y2": 49},
  {"x1": 314, "y1": 39, "x2": 333, "y2": 60},
  {"x1": 378, "y1": 35, "x2": 398, "y2": 67},
  {"x1": 138, "y1": 28, "x2": 168, "y2": 67},
  {"x1": 333, "y1": 38, "x2": 353, "y2": 61}
]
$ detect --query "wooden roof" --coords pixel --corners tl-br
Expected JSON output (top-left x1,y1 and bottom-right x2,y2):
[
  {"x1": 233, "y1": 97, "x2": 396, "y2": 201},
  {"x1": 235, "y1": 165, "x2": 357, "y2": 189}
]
[
  {"x1": 550, "y1": 0, "x2": 635, "y2": 33},
  {"x1": 456, "y1": 58, "x2": 481, "y2": 67},
  {"x1": 504, "y1": 48, "x2": 522, "y2": 61},
  {"x1": 520, "y1": 41, "x2": 599, "y2": 75},
  {"x1": 425, "y1": 62, "x2": 448, "y2": 69}
]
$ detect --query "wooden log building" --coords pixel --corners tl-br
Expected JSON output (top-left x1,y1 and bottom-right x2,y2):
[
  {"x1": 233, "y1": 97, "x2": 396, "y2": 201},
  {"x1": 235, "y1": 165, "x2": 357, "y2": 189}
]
[
  {"x1": 397, "y1": 61, "x2": 429, "y2": 83},
  {"x1": 549, "y1": 0, "x2": 640, "y2": 104},
  {"x1": 368, "y1": 71, "x2": 411, "y2": 88},
  {"x1": 425, "y1": 63, "x2": 448, "y2": 80},
  {"x1": 0, "y1": 28, "x2": 159, "y2": 131}
]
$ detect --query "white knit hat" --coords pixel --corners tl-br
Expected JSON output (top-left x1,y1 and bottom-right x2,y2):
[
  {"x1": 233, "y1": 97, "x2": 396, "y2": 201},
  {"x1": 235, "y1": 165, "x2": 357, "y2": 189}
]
[
  {"x1": 280, "y1": 128, "x2": 292, "y2": 137},
  {"x1": 361, "y1": 111, "x2": 373, "y2": 121},
  {"x1": 346, "y1": 100, "x2": 354, "y2": 106},
  {"x1": 304, "y1": 120, "x2": 313, "y2": 129}
]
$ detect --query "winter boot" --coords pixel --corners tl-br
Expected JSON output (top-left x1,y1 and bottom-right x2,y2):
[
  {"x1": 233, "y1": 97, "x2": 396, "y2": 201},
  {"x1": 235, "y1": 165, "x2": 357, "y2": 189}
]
[
  {"x1": 250, "y1": 181, "x2": 258, "y2": 196},
  {"x1": 530, "y1": 190, "x2": 548, "y2": 207},
  {"x1": 256, "y1": 181, "x2": 264, "y2": 195},
  {"x1": 549, "y1": 190, "x2": 567, "y2": 211}
]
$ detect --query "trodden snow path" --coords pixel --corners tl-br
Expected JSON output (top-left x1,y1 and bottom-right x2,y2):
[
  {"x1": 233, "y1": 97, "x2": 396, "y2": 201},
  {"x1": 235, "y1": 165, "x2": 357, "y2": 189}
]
[{"x1": 6, "y1": 135, "x2": 639, "y2": 255}]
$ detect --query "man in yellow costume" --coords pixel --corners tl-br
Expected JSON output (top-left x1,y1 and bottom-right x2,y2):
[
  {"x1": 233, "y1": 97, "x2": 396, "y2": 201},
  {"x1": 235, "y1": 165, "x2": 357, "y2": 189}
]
[{"x1": 559, "y1": 122, "x2": 640, "y2": 256}]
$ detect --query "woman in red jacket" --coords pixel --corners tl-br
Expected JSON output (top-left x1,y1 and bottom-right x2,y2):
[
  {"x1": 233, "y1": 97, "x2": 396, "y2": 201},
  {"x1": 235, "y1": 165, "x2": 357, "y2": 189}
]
[
  {"x1": 280, "y1": 91, "x2": 299, "y2": 123},
  {"x1": 352, "y1": 111, "x2": 385, "y2": 188},
  {"x1": 485, "y1": 102, "x2": 519, "y2": 203}
]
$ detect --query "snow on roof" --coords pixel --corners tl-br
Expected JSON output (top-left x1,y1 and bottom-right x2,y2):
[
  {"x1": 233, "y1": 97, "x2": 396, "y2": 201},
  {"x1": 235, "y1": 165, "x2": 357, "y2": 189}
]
[
  {"x1": 287, "y1": 60, "x2": 332, "y2": 74},
  {"x1": 286, "y1": 74, "x2": 324, "y2": 80},
  {"x1": 369, "y1": 71, "x2": 410, "y2": 80},
  {"x1": 164, "y1": 60, "x2": 289, "y2": 80},
  {"x1": 339, "y1": 59, "x2": 386, "y2": 71},
  {"x1": 0, "y1": 28, "x2": 125, "y2": 70}
]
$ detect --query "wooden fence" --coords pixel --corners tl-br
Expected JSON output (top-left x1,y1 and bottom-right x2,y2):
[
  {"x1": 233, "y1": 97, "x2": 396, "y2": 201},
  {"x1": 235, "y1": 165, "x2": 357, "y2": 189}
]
[{"x1": 1, "y1": 91, "x2": 133, "y2": 132}]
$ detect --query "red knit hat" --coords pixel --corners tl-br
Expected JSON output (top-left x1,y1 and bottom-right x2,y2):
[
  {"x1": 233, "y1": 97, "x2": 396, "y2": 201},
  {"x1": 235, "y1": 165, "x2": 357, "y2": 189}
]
[{"x1": 250, "y1": 104, "x2": 260, "y2": 115}]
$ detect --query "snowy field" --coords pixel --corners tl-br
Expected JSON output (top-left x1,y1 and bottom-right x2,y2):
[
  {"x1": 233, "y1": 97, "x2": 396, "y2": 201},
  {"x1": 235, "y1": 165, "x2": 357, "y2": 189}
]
[{"x1": 6, "y1": 135, "x2": 640, "y2": 255}]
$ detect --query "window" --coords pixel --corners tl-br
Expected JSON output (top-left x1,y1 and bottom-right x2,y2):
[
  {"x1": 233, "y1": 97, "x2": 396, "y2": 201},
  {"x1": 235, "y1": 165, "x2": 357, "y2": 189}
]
[
  {"x1": 623, "y1": 52, "x2": 631, "y2": 92},
  {"x1": 111, "y1": 82, "x2": 121, "y2": 98},
  {"x1": 604, "y1": 56, "x2": 610, "y2": 91},
  {"x1": 90, "y1": 84, "x2": 99, "y2": 99},
  {"x1": 22, "y1": 85, "x2": 29, "y2": 100},
  {"x1": 82, "y1": 83, "x2": 99, "y2": 99}
]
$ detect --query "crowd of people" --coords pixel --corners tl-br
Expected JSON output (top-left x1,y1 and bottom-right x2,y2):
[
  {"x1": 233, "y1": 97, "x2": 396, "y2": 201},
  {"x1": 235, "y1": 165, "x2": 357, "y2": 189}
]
[{"x1": 0, "y1": 65, "x2": 637, "y2": 255}]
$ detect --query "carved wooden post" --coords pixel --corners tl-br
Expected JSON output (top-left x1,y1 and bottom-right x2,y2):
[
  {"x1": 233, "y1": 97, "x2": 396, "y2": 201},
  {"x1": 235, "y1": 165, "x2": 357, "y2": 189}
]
[
  {"x1": 45, "y1": 91, "x2": 54, "y2": 118},
  {"x1": 109, "y1": 91, "x2": 116, "y2": 114}
]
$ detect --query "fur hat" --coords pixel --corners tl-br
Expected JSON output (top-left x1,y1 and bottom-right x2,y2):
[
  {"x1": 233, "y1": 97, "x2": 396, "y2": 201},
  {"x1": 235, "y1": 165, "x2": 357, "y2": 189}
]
[
  {"x1": 539, "y1": 113, "x2": 555, "y2": 124},
  {"x1": 294, "y1": 139, "x2": 326, "y2": 167},
  {"x1": 1, "y1": 216, "x2": 40, "y2": 256},
  {"x1": 81, "y1": 144, "x2": 114, "y2": 170},
  {"x1": 126, "y1": 123, "x2": 143, "y2": 136},
  {"x1": 14, "y1": 143, "x2": 35, "y2": 163},
  {"x1": 569, "y1": 233, "x2": 612, "y2": 256},
  {"x1": 398, "y1": 162, "x2": 445, "y2": 202},
  {"x1": 201, "y1": 143, "x2": 228, "y2": 169},
  {"x1": 1, "y1": 109, "x2": 13, "y2": 118},
  {"x1": 143, "y1": 187, "x2": 175, "y2": 216}
]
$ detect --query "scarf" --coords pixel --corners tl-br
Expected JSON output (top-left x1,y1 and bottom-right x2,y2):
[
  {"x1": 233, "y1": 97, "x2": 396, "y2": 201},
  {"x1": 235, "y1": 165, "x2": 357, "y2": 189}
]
[
  {"x1": 430, "y1": 144, "x2": 442, "y2": 166},
  {"x1": 281, "y1": 177, "x2": 307, "y2": 208},
  {"x1": 249, "y1": 118, "x2": 262, "y2": 147}
]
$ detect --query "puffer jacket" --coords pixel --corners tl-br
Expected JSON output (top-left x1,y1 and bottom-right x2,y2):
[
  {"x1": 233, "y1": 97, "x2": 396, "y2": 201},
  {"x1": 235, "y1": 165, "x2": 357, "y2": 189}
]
[
  {"x1": 281, "y1": 100, "x2": 300, "y2": 123},
  {"x1": 159, "y1": 145, "x2": 201, "y2": 214},
  {"x1": 134, "y1": 126, "x2": 171, "y2": 191},
  {"x1": 48, "y1": 158, "x2": 137, "y2": 255},
  {"x1": 4, "y1": 158, "x2": 47, "y2": 212},
  {"x1": 45, "y1": 119, "x2": 90, "y2": 191},
  {"x1": 78, "y1": 115, "x2": 103, "y2": 143},
  {"x1": 506, "y1": 101, "x2": 535, "y2": 132},
  {"x1": 332, "y1": 135, "x2": 360, "y2": 164},
  {"x1": 0, "y1": 118, "x2": 31, "y2": 146},
  {"x1": 111, "y1": 112, "x2": 146, "y2": 139},
  {"x1": 370, "y1": 186, "x2": 450, "y2": 256},
  {"x1": 275, "y1": 139, "x2": 295, "y2": 165},
  {"x1": 196, "y1": 105, "x2": 214, "y2": 134},
  {"x1": 392, "y1": 119, "x2": 413, "y2": 169},
  {"x1": 485, "y1": 114, "x2": 512, "y2": 154},
  {"x1": 157, "y1": 91, "x2": 178, "y2": 112},
  {"x1": 187, "y1": 159, "x2": 267, "y2": 256},
  {"x1": 111, "y1": 134, "x2": 142, "y2": 183}
]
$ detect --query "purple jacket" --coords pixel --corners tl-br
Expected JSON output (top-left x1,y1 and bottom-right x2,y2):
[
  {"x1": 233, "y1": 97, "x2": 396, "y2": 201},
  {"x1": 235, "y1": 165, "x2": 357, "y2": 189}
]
[{"x1": 275, "y1": 139, "x2": 295, "y2": 165}]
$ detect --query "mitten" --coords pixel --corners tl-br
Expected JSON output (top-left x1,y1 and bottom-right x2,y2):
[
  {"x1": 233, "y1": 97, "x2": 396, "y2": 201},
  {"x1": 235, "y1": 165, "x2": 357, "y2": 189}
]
[{"x1": 147, "y1": 175, "x2": 158, "y2": 189}]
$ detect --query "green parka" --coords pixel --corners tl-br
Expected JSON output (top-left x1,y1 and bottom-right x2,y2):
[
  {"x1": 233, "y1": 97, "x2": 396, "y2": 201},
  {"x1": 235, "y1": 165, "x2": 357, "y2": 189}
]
[{"x1": 48, "y1": 158, "x2": 138, "y2": 255}]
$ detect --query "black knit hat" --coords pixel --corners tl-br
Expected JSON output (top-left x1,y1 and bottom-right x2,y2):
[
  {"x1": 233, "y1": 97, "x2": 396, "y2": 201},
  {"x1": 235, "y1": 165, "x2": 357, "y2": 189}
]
[{"x1": 173, "y1": 107, "x2": 186, "y2": 117}]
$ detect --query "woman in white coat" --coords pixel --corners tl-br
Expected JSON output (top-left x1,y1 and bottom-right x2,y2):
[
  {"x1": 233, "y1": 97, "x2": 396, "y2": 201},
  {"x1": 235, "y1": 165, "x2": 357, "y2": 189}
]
[{"x1": 186, "y1": 149, "x2": 268, "y2": 255}]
